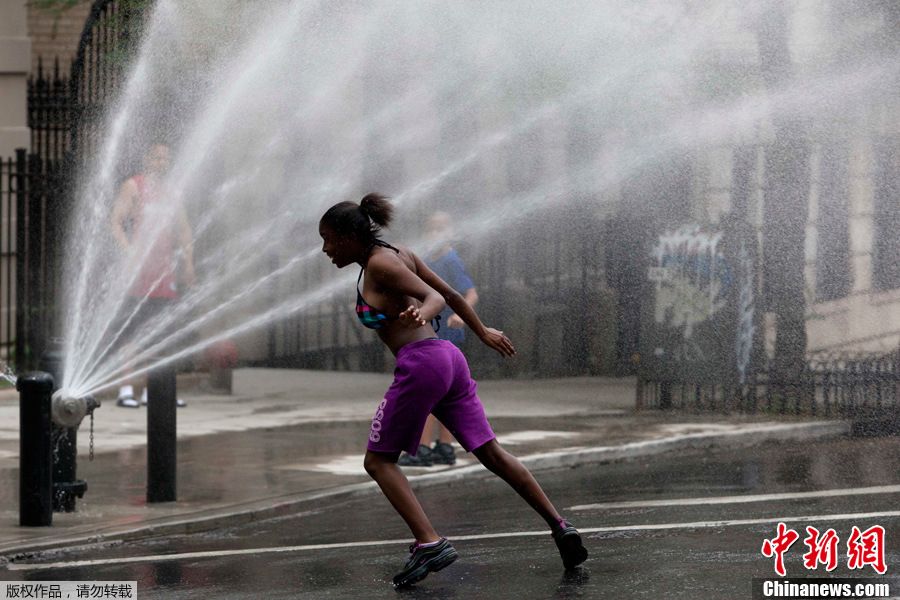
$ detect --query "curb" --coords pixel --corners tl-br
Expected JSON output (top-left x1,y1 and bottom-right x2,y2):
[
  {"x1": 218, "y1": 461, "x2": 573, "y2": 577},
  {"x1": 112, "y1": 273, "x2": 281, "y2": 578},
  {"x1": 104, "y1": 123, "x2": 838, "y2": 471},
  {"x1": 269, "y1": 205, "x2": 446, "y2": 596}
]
[
  {"x1": 0, "y1": 420, "x2": 850, "y2": 563},
  {"x1": 406, "y1": 420, "x2": 851, "y2": 484}
]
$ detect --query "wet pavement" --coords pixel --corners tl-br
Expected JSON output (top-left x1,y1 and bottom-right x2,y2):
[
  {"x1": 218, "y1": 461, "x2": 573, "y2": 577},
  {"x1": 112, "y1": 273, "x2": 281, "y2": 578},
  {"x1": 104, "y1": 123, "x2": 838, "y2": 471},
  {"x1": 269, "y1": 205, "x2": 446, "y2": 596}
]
[
  {"x1": 3, "y1": 437, "x2": 898, "y2": 598},
  {"x1": 0, "y1": 369, "x2": 851, "y2": 562}
]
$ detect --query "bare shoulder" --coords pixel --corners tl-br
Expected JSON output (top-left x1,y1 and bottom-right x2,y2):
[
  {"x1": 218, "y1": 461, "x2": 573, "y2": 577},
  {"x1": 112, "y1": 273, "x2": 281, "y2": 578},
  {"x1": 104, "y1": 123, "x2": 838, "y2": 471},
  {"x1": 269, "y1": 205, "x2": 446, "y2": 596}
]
[
  {"x1": 367, "y1": 247, "x2": 405, "y2": 273},
  {"x1": 373, "y1": 244, "x2": 419, "y2": 265}
]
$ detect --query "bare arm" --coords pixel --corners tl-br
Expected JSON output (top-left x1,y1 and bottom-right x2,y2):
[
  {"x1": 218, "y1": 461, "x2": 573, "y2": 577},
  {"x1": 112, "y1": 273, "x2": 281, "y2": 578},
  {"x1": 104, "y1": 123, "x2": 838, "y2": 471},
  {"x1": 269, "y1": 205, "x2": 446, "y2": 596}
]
[
  {"x1": 367, "y1": 252, "x2": 446, "y2": 327},
  {"x1": 110, "y1": 179, "x2": 137, "y2": 252},
  {"x1": 448, "y1": 287, "x2": 478, "y2": 328},
  {"x1": 413, "y1": 254, "x2": 515, "y2": 357},
  {"x1": 464, "y1": 287, "x2": 479, "y2": 306}
]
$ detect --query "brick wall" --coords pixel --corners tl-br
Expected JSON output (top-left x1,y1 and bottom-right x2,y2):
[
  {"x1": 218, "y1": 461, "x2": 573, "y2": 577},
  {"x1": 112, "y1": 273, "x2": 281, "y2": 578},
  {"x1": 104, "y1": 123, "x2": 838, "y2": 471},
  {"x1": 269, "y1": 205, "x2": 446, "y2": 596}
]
[{"x1": 28, "y1": 1, "x2": 93, "y2": 74}]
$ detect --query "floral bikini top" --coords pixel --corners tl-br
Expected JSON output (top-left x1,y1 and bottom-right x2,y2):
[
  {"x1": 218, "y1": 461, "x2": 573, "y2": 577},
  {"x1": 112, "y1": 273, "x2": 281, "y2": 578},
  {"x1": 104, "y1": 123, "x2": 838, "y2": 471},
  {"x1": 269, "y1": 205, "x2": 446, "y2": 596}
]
[{"x1": 355, "y1": 240, "x2": 440, "y2": 332}]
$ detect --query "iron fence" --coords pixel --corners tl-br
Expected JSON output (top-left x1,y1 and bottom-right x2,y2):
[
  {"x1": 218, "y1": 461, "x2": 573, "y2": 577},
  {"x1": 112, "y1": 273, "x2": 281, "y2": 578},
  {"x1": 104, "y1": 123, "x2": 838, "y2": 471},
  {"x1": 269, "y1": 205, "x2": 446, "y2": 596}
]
[
  {"x1": 28, "y1": 59, "x2": 72, "y2": 164},
  {"x1": 638, "y1": 349, "x2": 900, "y2": 428},
  {"x1": 0, "y1": 151, "x2": 63, "y2": 370},
  {"x1": 0, "y1": 153, "x2": 22, "y2": 362}
]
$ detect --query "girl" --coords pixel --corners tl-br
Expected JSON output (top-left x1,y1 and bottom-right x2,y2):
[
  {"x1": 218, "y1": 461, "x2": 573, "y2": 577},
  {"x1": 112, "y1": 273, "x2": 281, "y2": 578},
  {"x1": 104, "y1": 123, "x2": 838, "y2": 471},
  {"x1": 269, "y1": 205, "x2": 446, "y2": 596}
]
[{"x1": 319, "y1": 194, "x2": 587, "y2": 588}]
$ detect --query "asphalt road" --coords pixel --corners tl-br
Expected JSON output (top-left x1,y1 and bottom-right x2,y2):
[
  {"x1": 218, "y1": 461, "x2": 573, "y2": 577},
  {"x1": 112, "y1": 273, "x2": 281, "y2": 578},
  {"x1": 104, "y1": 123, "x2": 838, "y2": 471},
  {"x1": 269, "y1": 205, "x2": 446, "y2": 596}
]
[{"x1": 3, "y1": 436, "x2": 899, "y2": 599}]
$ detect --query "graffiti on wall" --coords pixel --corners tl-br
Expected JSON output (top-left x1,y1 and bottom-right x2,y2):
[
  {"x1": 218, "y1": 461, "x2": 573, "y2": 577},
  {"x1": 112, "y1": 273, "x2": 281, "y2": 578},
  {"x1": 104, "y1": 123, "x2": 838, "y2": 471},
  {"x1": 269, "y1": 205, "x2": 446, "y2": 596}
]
[{"x1": 649, "y1": 225, "x2": 732, "y2": 362}]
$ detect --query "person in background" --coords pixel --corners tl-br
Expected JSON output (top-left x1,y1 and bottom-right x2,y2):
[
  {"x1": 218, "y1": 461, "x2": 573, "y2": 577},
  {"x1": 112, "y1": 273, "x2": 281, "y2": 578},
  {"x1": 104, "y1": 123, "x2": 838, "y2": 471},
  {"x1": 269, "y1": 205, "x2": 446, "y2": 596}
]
[
  {"x1": 110, "y1": 142, "x2": 195, "y2": 408},
  {"x1": 398, "y1": 211, "x2": 478, "y2": 467}
]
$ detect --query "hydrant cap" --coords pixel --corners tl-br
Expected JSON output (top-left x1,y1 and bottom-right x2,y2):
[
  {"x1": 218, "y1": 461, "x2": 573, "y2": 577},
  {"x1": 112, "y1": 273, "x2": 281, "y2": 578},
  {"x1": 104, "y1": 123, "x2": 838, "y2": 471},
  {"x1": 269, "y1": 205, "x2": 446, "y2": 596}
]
[{"x1": 50, "y1": 390, "x2": 88, "y2": 428}]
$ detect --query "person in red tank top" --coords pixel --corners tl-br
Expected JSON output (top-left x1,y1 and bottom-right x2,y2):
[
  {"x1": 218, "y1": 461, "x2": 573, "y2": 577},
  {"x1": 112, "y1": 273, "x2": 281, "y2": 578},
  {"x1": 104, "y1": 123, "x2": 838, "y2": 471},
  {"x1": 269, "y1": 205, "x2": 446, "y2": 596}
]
[{"x1": 109, "y1": 142, "x2": 195, "y2": 407}]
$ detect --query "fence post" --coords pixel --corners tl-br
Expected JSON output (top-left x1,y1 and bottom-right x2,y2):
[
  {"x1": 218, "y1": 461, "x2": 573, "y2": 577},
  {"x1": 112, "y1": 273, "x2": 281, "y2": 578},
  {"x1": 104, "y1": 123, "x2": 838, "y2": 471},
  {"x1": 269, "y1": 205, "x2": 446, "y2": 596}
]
[
  {"x1": 660, "y1": 381, "x2": 672, "y2": 409},
  {"x1": 25, "y1": 152, "x2": 46, "y2": 364}
]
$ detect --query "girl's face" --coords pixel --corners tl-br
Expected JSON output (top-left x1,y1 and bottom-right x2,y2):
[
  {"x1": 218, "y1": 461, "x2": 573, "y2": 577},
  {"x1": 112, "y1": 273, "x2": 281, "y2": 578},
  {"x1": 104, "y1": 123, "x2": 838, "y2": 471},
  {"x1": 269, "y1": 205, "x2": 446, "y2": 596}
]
[{"x1": 319, "y1": 224, "x2": 359, "y2": 268}]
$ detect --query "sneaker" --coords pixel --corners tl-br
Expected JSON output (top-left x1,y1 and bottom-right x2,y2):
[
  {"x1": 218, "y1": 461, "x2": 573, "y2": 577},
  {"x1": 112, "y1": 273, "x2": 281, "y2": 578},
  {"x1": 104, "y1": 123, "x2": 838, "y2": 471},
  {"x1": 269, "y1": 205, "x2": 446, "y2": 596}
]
[
  {"x1": 431, "y1": 442, "x2": 456, "y2": 465},
  {"x1": 552, "y1": 520, "x2": 588, "y2": 570},
  {"x1": 392, "y1": 538, "x2": 458, "y2": 588},
  {"x1": 397, "y1": 445, "x2": 433, "y2": 467},
  {"x1": 116, "y1": 394, "x2": 139, "y2": 408}
]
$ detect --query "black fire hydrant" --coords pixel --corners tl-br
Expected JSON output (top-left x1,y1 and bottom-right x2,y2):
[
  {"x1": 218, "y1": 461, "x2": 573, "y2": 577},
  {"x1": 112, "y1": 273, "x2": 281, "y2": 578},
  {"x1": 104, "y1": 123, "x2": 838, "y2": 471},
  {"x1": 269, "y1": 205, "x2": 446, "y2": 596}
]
[{"x1": 39, "y1": 344, "x2": 100, "y2": 513}]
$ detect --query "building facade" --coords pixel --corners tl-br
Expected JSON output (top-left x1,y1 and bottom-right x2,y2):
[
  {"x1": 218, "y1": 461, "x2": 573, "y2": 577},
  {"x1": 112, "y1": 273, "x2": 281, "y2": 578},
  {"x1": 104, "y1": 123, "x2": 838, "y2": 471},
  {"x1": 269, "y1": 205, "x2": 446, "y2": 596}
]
[{"x1": 4, "y1": 1, "x2": 898, "y2": 377}]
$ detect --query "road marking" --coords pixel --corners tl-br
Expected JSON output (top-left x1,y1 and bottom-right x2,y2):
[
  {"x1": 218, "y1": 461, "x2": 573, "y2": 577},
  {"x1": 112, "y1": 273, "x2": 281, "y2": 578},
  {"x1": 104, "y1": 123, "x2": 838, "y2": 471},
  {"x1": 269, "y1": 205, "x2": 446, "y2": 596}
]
[
  {"x1": 568, "y1": 484, "x2": 900, "y2": 512},
  {"x1": 276, "y1": 455, "x2": 475, "y2": 476},
  {"x1": 7, "y1": 510, "x2": 900, "y2": 572}
]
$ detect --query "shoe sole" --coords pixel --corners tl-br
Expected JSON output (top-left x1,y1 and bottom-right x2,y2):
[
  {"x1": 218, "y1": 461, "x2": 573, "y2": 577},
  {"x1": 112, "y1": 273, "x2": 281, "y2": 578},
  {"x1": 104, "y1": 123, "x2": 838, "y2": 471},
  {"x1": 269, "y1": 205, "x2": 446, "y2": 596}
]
[
  {"x1": 557, "y1": 531, "x2": 588, "y2": 570},
  {"x1": 393, "y1": 548, "x2": 459, "y2": 588}
]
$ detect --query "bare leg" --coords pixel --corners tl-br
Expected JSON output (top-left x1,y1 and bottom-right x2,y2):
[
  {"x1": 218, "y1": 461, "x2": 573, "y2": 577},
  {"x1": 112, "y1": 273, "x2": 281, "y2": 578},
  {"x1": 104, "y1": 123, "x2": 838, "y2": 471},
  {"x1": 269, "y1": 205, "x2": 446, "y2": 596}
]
[
  {"x1": 472, "y1": 439, "x2": 562, "y2": 528},
  {"x1": 423, "y1": 416, "x2": 457, "y2": 446},
  {"x1": 419, "y1": 415, "x2": 438, "y2": 446},
  {"x1": 437, "y1": 423, "x2": 455, "y2": 444},
  {"x1": 364, "y1": 450, "x2": 441, "y2": 543}
]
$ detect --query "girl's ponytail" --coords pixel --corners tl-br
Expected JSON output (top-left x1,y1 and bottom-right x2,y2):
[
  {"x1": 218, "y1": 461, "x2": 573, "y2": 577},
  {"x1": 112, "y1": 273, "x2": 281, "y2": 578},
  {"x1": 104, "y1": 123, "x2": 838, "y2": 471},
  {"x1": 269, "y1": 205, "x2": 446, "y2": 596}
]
[
  {"x1": 359, "y1": 193, "x2": 393, "y2": 228},
  {"x1": 320, "y1": 193, "x2": 394, "y2": 243}
]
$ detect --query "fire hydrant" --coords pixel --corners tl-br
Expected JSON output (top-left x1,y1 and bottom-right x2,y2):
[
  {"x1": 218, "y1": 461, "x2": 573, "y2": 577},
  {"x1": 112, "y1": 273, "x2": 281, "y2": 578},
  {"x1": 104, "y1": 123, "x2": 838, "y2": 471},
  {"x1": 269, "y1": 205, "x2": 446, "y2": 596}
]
[{"x1": 39, "y1": 344, "x2": 101, "y2": 513}]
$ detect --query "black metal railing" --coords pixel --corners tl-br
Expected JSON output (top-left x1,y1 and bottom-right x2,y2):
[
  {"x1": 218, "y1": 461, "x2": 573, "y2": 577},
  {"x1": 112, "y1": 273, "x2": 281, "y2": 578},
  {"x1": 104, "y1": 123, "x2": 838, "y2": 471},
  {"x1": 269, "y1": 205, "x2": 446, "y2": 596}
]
[
  {"x1": 0, "y1": 151, "x2": 63, "y2": 370},
  {"x1": 28, "y1": 58, "x2": 72, "y2": 165},
  {"x1": 0, "y1": 153, "x2": 22, "y2": 363},
  {"x1": 639, "y1": 349, "x2": 899, "y2": 424},
  {"x1": 69, "y1": 0, "x2": 145, "y2": 160}
]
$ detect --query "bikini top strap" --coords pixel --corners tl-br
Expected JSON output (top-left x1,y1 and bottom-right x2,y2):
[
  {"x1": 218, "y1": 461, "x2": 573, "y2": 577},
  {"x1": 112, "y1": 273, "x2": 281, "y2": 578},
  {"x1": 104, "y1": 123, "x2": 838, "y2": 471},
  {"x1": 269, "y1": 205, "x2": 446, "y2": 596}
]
[
  {"x1": 360, "y1": 239, "x2": 400, "y2": 287},
  {"x1": 371, "y1": 239, "x2": 401, "y2": 254}
]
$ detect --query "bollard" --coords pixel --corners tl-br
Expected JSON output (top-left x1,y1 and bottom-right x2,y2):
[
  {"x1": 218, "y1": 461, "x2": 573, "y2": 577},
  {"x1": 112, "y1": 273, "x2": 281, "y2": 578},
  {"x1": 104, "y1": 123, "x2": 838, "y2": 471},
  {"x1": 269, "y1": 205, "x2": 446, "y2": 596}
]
[
  {"x1": 40, "y1": 345, "x2": 87, "y2": 512},
  {"x1": 18, "y1": 372, "x2": 54, "y2": 527},
  {"x1": 147, "y1": 363, "x2": 177, "y2": 503}
]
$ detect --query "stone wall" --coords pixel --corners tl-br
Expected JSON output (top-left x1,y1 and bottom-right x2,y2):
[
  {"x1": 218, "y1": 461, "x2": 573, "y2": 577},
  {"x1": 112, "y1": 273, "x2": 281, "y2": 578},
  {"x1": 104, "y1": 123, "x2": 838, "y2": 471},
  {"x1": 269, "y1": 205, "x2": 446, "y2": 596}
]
[
  {"x1": 0, "y1": 1, "x2": 31, "y2": 156},
  {"x1": 27, "y1": 1, "x2": 92, "y2": 74}
]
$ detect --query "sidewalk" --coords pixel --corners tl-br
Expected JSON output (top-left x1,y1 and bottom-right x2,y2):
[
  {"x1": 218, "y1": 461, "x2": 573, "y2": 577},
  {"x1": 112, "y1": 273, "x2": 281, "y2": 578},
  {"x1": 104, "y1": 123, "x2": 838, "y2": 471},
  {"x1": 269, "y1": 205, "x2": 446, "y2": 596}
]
[{"x1": 0, "y1": 369, "x2": 849, "y2": 561}]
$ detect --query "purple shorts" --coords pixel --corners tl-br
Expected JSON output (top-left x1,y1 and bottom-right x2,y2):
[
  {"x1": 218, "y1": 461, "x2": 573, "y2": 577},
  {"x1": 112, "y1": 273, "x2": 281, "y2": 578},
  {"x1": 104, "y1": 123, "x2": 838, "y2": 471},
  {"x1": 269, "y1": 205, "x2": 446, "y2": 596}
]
[{"x1": 367, "y1": 338, "x2": 495, "y2": 456}]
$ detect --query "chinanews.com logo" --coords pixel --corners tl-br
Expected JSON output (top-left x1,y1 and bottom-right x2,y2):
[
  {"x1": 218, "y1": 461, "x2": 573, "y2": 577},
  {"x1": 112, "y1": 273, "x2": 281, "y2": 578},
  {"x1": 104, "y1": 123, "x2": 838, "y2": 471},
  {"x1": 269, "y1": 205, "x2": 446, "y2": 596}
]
[
  {"x1": 753, "y1": 579, "x2": 893, "y2": 599},
  {"x1": 753, "y1": 522, "x2": 893, "y2": 599}
]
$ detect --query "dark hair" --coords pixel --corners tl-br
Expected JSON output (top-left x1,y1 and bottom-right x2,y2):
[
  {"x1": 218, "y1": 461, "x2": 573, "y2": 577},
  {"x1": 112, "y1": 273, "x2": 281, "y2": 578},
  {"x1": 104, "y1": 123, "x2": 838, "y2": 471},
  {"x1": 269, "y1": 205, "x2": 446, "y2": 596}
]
[{"x1": 320, "y1": 193, "x2": 394, "y2": 242}]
